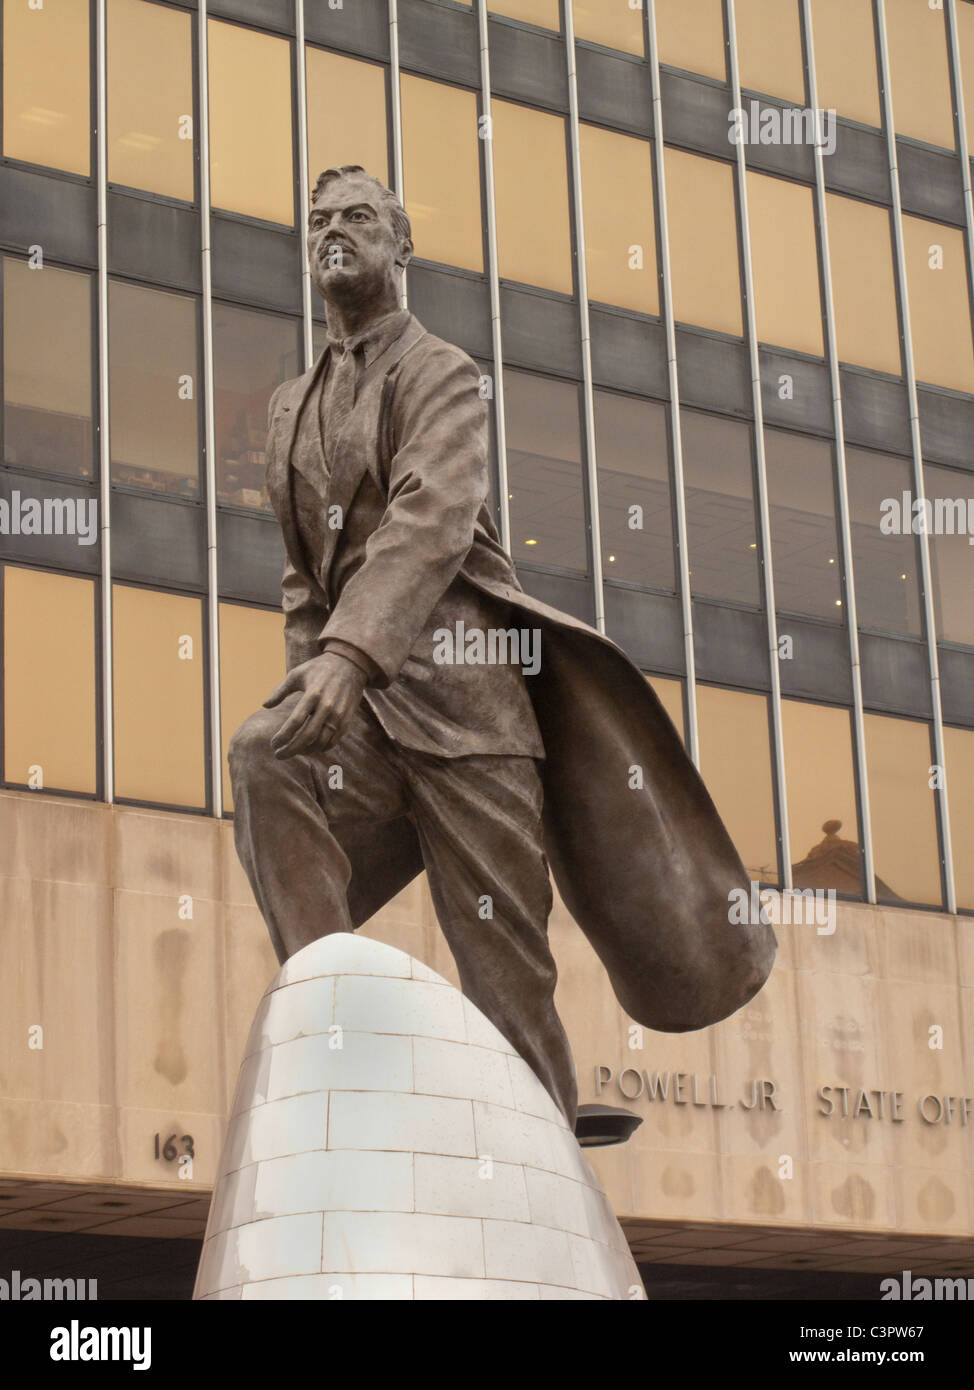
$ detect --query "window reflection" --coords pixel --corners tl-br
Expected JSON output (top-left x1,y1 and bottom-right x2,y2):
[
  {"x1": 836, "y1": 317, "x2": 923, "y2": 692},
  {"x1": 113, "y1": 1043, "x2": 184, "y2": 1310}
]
[
  {"x1": 697, "y1": 684, "x2": 778, "y2": 884},
  {"x1": 2, "y1": 258, "x2": 93, "y2": 480},
  {"x1": 845, "y1": 447, "x2": 923, "y2": 638},
  {"x1": 109, "y1": 281, "x2": 199, "y2": 497},
  {"x1": 2, "y1": 0, "x2": 90, "y2": 176},
  {"x1": 595, "y1": 391, "x2": 674, "y2": 592},
  {"x1": 401, "y1": 75, "x2": 483, "y2": 273},
  {"x1": 490, "y1": 0, "x2": 559, "y2": 30},
  {"x1": 734, "y1": 0, "x2": 805, "y2": 104},
  {"x1": 208, "y1": 19, "x2": 294, "y2": 226},
  {"x1": 572, "y1": 0, "x2": 644, "y2": 57},
  {"x1": 108, "y1": 0, "x2": 193, "y2": 201},
  {"x1": 647, "y1": 674, "x2": 684, "y2": 742},
  {"x1": 3, "y1": 566, "x2": 97, "y2": 795},
  {"x1": 214, "y1": 305, "x2": 301, "y2": 512},
  {"x1": 493, "y1": 101, "x2": 573, "y2": 295},
  {"x1": 220, "y1": 602, "x2": 286, "y2": 812},
  {"x1": 504, "y1": 370, "x2": 588, "y2": 573},
  {"x1": 902, "y1": 216, "x2": 974, "y2": 395},
  {"x1": 782, "y1": 699, "x2": 862, "y2": 897},
  {"x1": 925, "y1": 465, "x2": 974, "y2": 648},
  {"x1": 307, "y1": 48, "x2": 388, "y2": 191},
  {"x1": 113, "y1": 584, "x2": 206, "y2": 808},
  {"x1": 809, "y1": 0, "x2": 880, "y2": 129},
  {"x1": 864, "y1": 712, "x2": 942, "y2": 907},
  {"x1": 826, "y1": 194, "x2": 901, "y2": 377},
  {"x1": 683, "y1": 411, "x2": 760, "y2": 607},
  {"x1": 663, "y1": 149, "x2": 742, "y2": 337},
  {"x1": 579, "y1": 124, "x2": 657, "y2": 315},
  {"x1": 654, "y1": 0, "x2": 725, "y2": 82},
  {"x1": 884, "y1": 0, "x2": 954, "y2": 150},
  {"x1": 766, "y1": 430, "x2": 842, "y2": 622},
  {"x1": 945, "y1": 726, "x2": 974, "y2": 912},
  {"x1": 746, "y1": 173, "x2": 823, "y2": 358}
]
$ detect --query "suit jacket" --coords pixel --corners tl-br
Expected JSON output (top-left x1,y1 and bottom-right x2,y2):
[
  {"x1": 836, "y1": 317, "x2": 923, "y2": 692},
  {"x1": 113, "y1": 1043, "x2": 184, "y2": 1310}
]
[
  {"x1": 264, "y1": 313, "x2": 776, "y2": 1034},
  {"x1": 272, "y1": 312, "x2": 543, "y2": 758}
]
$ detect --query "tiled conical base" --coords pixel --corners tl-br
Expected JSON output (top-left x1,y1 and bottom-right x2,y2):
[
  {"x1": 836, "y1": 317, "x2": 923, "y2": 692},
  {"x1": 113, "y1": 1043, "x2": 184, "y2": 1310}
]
[{"x1": 194, "y1": 933, "x2": 641, "y2": 1300}]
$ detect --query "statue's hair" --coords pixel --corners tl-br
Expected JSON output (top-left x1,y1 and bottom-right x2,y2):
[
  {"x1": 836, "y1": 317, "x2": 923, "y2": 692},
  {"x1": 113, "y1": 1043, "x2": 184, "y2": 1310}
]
[{"x1": 311, "y1": 165, "x2": 412, "y2": 244}]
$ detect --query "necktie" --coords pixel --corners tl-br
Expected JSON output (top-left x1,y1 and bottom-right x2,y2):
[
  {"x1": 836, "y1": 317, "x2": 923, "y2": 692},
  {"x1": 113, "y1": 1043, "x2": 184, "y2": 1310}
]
[{"x1": 321, "y1": 344, "x2": 360, "y2": 464}]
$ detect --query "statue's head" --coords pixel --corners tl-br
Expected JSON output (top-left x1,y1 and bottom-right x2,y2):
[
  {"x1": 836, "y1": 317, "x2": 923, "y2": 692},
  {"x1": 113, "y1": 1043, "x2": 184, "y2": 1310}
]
[{"x1": 308, "y1": 166, "x2": 413, "y2": 308}]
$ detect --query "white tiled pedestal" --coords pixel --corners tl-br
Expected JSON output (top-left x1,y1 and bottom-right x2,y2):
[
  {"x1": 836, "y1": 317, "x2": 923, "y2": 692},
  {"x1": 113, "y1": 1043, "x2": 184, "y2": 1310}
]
[{"x1": 194, "y1": 934, "x2": 642, "y2": 1300}]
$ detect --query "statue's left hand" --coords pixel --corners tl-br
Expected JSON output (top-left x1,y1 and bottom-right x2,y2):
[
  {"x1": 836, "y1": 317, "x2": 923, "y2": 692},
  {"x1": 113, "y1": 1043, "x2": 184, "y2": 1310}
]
[{"x1": 263, "y1": 653, "x2": 369, "y2": 759}]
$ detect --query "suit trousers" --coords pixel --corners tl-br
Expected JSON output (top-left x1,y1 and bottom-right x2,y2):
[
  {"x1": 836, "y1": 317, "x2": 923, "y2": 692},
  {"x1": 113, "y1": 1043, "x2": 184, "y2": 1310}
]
[{"x1": 228, "y1": 697, "x2": 578, "y2": 1125}]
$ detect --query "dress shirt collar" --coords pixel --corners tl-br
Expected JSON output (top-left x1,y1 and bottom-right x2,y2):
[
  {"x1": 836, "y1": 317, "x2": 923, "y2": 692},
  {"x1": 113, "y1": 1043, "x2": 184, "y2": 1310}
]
[{"x1": 325, "y1": 307, "x2": 411, "y2": 368}]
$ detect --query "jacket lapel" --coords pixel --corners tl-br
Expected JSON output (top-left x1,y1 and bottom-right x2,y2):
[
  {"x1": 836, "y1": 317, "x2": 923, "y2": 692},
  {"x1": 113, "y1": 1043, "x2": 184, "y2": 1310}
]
[
  {"x1": 315, "y1": 315, "x2": 427, "y2": 590},
  {"x1": 266, "y1": 354, "x2": 329, "y2": 594}
]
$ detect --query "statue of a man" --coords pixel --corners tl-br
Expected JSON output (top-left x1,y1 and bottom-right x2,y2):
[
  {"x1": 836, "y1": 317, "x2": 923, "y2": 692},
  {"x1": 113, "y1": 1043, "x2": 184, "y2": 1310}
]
[{"x1": 229, "y1": 166, "x2": 775, "y2": 1128}]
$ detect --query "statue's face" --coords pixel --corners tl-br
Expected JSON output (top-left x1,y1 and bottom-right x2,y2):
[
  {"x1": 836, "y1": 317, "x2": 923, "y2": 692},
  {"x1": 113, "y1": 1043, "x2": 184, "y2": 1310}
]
[{"x1": 308, "y1": 174, "x2": 410, "y2": 302}]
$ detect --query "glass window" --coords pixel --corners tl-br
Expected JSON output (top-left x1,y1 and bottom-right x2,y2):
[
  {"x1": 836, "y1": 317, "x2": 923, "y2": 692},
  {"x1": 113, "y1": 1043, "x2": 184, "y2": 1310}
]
[
  {"x1": 572, "y1": 0, "x2": 644, "y2": 57},
  {"x1": 647, "y1": 674, "x2": 684, "y2": 742},
  {"x1": 108, "y1": 0, "x2": 193, "y2": 201},
  {"x1": 734, "y1": 0, "x2": 805, "y2": 104},
  {"x1": 113, "y1": 585, "x2": 206, "y2": 808},
  {"x1": 945, "y1": 726, "x2": 974, "y2": 912},
  {"x1": 220, "y1": 602, "x2": 286, "y2": 812},
  {"x1": 595, "y1": 391, "x2": 673, "y2": 591},
  {"x1": 925, "y1": 464, "x2": 974, "y2": 648},
  {"x1": 808, "y1": 0, "x2": 880, "y2": 129},
  {"x1": 2, "y1": 0, "x2": 90, "y2": 176},
  {"x1": 902, "y1": 216, "x2": 974, "y2": 395},
  {"x1": 306, "y1": 49, "x2": 388, "y2": 191},
  {"x1": 959, "y1": 0, "x2": 974, "y2": 146},
  {"x1": 401, "y1": 76, "x2": 483, "y2": 274},
  {"x1": 490, "y1": 0, "x2": 560, "y2": 29},
  {"x1": 766, "y1": 431, "x2": 842, "y2": 622},
  {"x1": 214, "y1": 305, "x2": 302, "y2": 512},
  {"x1": 683, "y1": 410, "x2": 760, "y2": 606},
  {"x1": 782, "y1": 700, "x2": 861, "y2": 896},
  {"x1": 697, "y1": 684, "x2": 778, "y2": 884},
  {"x1": 825, "y1": 194, "x2": 901, "y2": 377},
  {"x1": 579, "y1": 124, "x2": 657, "y2": 315},
  {"x1": 3, "y1": 566, "x2": 96, "y2": 795},
  {"x1": 746, "y1": 173, "x2": 823, "y2": 357},
  {"x1": 845, "y1": 446, "x2": 922, "y2": 638},
  {"x1": 109, "y1": 281, "x2": 199, "y2": 497},
  {"x1": 208, "y1": 19, "x2": 294, "y2": 226},
  {"x1": 504, "y1": 370, "x2": 587, "y2": 573},
  {"x1": 493, "y1": 101, "x2": 573, "y2": 295},
  {"x1": 864, "y1": 712, "x2": 942, "y2": 907},
  {"x1": 663, "y1": 149, "x2": 742, "y2": 337},
  {"x1": 654, "y1": 0, "x2": 725, "y2": 82},
  {"x1": 884, "y1": 0, "x2": 954, "y2": 150},
  {"x1": 2, "y1": 258, "x2": 93, "y2": 480}
]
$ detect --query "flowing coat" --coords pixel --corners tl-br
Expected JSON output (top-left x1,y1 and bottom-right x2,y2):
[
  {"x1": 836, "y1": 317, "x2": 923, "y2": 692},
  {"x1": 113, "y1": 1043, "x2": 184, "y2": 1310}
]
[{"x1": 264, "y1": 314, "x2": 776, "y2": 1033}]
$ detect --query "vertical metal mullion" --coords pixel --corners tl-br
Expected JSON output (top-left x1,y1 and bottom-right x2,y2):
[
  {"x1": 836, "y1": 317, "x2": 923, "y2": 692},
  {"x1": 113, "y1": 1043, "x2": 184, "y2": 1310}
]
[
  {"x1": 563, "y1": 1, "x2": 605, "y2": 632},
  {"x1": 876, "y1": 0, "x2": 956, "y2": 914},
  {"x1": 725, "y1": 0, "x2": 792, "y2": 887},
  {"x1": 388, "y1": 0, "x2": 407, "y2": 311},
  {"x1": 646, "y1": 0, "x2": 699, "y2": 764},
  {"x1": 198, "y1": 3, "x2": 222, "y2": 819},
  {"x1": 802, "y1": 0, "x2": 877, "y2": 903},
  {"x1": 95, "y1": 0, "x2": 113, "y2": 804},
  {"x1": 296, "y1": 0, "x2": 314, "y2": 370},
  {"x1": 476, "y1": 2, "x2": 512, "y2": 552}
]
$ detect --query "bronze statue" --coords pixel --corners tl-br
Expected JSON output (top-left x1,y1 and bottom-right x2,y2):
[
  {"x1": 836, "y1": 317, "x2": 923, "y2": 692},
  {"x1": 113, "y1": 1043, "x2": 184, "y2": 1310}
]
[{"x1": 229, "y1": 166, "x2": 776, "y2": 1128}]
